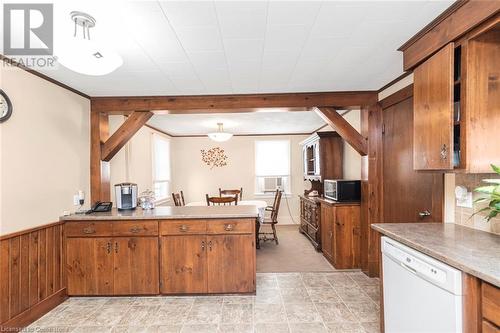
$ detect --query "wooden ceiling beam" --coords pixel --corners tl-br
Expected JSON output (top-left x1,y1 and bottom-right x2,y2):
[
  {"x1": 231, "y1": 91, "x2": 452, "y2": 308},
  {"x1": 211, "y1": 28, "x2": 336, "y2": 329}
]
[
  {"x1": 315, "y1": 107, "x2": 368, "y2": 156},
  {"x1": 90, "y1": 91, "x2": 378, "y2": 114},
  {"x1": 101, "y1": 111, "x2": 153, "y2": 162}
]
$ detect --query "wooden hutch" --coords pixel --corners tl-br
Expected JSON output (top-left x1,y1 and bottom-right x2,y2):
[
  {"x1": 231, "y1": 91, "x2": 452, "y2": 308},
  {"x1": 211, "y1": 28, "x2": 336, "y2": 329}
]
[{"x1": 299, "y1": 131, "x2": 343, "y2": 250}]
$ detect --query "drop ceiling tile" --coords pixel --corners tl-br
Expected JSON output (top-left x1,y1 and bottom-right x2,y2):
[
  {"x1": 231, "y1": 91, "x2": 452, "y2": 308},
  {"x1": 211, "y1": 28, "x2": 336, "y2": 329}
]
[
  {"x1": 188, "y1": 51, "x2": 228, "y2": 70},
  {"x1": 159, "y1": 1, "x2": 218, "y2": 27},
  {"x1": 228, "y1": 60, "x2": 262, "y2": 79},
  {"x1": 175, "y1": 25, "x2": 224, "y2": 52},
  {"x1": 264, "y1": 24, "x2": 310, "y2": 52},
  {"x1": 300, "y1": 37, "x2": 348, "y2": 59},
  {"x1": 223, "y1": 38, "x2": 264, "y2": 61},
  {"x1": 267, "y1": 1, "x2": 322, "y2": 26},
  {"x1": 216, "y1": 1, "x2": 268, "y2": 39},
  {"x1": 309, "y1": 3, "x2": 366, "y2": 38}
]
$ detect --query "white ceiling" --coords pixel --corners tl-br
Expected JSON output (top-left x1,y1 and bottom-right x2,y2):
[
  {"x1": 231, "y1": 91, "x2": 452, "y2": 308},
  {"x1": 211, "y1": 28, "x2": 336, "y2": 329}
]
[
  {"x1": 147, "y1": 111, "x2": 327, "y2": 136},
  {"x1": 33, "y1": 0, "x2": 453, "y2": 96}
]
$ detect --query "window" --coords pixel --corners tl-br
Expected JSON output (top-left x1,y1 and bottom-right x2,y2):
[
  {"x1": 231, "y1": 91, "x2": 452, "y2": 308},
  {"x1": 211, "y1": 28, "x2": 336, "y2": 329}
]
[
  {"x1": 255, "y1": 140, "x2": 290, "y2": 194},
  {"x1": 152, "y1": 134, "x2": 171, "y2": 201}
]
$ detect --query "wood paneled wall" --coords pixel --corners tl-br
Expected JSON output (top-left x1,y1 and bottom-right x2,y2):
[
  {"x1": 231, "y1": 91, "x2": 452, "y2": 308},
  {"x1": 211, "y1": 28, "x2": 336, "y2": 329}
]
[{"x1": 0, "y1": 222, "x2": 67, "y2": 329}]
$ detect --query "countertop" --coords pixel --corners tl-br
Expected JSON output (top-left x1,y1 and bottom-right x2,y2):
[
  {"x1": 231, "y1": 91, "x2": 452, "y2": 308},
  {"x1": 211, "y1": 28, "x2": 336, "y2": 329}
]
[
  {"x1": 61, "y1": 206, "x2": 259, "y2": 221},
  {"x1": 372, "y1": 223, "x2": 500, "y2": 287}
]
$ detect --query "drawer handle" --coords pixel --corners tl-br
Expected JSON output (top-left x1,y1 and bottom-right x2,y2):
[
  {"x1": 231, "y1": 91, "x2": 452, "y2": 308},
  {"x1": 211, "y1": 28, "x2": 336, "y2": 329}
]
[
  {"x1": 224, "y1": 224, "x2": 234, "y2": 231},
  {"x1": 440, "y1": 144, "x2": 448, "y2": 160},
  {"x1": 179, "y1": 224, "x2": 189, "y2": 232},
  {"x1": 83, "y1": 227, "x2": 95, "y2": 234},
  {"x1": 129, "y1": 226, "x2": 141, "y2": 233}
]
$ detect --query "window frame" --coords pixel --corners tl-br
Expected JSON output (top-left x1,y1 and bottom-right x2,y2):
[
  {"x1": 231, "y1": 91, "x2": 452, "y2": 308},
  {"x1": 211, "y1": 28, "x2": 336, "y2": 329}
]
[
  {"x1": 254, "y1": 140, "x2": 291, "y2": 196},
  {"x1": 151, "y1": 133, "x2": 171, "y2": 203}
]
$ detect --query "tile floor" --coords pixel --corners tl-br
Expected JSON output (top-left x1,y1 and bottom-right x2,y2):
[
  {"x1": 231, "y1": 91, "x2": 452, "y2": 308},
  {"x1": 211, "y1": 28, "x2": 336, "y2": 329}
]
[{"x1": 27, "y1": 272, "x2": 380, "y2": 333}]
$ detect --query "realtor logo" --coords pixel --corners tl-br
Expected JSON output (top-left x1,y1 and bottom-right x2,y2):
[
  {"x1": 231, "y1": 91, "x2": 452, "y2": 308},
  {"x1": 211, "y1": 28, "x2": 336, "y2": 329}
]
[{"x1": 3, "y1": 3, "x2": 53, "y2": 56}]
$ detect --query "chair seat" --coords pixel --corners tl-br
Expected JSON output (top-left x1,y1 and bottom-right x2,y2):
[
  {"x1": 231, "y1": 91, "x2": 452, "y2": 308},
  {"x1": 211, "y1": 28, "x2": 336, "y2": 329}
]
[{"x1": 262, "y1": 218, "x2": 278, "y2": 225}]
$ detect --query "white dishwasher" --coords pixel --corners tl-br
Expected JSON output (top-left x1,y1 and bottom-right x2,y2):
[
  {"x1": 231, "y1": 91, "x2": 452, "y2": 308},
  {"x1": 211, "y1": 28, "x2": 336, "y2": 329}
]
[{"x1": 381, "y1": 236, "x2": 463, "y2": 333}]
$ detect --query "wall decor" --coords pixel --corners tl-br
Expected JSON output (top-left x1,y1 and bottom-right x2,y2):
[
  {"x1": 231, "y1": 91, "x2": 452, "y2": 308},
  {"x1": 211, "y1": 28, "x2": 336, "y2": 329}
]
[{"x1": 201, "y1": 147, "x2": 228, "y2": 169}]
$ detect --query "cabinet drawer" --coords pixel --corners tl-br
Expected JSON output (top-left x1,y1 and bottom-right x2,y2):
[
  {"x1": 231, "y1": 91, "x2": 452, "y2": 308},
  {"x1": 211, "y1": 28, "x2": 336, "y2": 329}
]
[
  {"x1": 483, "y1": 282, "x2": 500, "y2": 327},
  {"x1": 160, "y1": 220, "x2": 207, "y2": 235},
  {"x1": 66, "y1": 222, "x2": 113, "y2": 237},
  {"x1": 207, "y1": 219, "x2": 253, "y2": 234},
  {"x1": 113, "y1": 221, "x2": 158, "y2": 236},
  {"x1": 306, "y1": 224, "x2": 318, "y2": 240}
]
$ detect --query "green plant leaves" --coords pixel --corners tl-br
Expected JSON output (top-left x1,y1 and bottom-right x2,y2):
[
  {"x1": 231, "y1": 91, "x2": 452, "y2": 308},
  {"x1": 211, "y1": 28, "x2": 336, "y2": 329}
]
[
  {"x1": 491, "y1": 164, "x2": 500, "y2": 175},
  {"x1": 475, "y1": 186, "x2": 496, "y2": 194},
  {"x1": 472, "y1": 164, "x2": 500, "y2": 222}
]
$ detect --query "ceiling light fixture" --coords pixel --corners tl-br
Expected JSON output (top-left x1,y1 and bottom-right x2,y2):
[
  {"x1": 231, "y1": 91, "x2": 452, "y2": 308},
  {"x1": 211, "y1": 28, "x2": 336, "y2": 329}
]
[
  {"x1": 208, "y1": 123, "x2": 233, "y2": 142},
  {"x1": 56, "y1": 11, "x2": 123, "y2": 76}
]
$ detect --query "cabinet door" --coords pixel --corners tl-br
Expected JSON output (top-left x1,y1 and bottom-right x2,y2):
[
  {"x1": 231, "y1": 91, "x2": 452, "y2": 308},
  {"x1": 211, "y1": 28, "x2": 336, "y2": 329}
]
[
  {"x1": 207, "y1": 235, "x2": 255, "y2": 293},
  {"x1": 320, "y1": 205, "x2": 334, "y2": 263},
  {"x1": 413, "y1": 43, "x2": 454, "y2": 170},
  {"x1": 66, "y1": 238, "x2": 113, "y2": 295},
  {"x1": 160, "y1": 235, "x2": 207, "y2": 294},
  {"x1": 113, "y1": 237, "x2": 159, "y2": 295},
  {"x1": 334, "y1": 207, "x2": 361, "y2": 269}
]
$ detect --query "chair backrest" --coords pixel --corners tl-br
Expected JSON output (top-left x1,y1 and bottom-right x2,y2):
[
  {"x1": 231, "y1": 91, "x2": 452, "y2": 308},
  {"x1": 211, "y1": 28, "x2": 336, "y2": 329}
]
[
  {"x1": 271, "y1": 190, "x2": 283, "y2": 222},
  {"x1": 219, "y1": 187, "x2": 243, "y2": 200},
  {"x1": 206, "y1": 194, "x2": 238, "y2": 206},
  {"x1": 172, "y1": 191, "x2": 185, "y2": 206}
]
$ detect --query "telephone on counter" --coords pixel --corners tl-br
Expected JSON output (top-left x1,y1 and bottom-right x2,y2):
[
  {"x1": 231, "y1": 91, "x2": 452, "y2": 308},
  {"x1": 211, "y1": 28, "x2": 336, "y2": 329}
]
[
  {"x1": 307, "y1": 190, "x2": 319, "y2": 197},
  {"x1": 86, "y1": 201, "x2": 113, "y2": 214}
]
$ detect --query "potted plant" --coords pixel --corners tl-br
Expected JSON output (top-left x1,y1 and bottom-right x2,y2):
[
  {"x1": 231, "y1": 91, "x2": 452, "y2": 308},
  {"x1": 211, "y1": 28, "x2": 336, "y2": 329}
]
[{"x1": 474, "y1": 164, "x2": 500, "y2": 221}]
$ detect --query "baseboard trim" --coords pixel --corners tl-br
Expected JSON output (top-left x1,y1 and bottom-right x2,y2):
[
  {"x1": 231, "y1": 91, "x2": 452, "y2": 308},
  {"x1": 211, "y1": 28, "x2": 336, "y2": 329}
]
[{"x1": 1, "y1": 288, "x2": 68, "y2": 330}]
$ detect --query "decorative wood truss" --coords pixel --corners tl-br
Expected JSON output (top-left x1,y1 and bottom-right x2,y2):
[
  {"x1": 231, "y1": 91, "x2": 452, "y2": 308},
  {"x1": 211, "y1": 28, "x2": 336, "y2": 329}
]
[{"x1": 90, "y1": 91, "x2": 377, "y2": 203}]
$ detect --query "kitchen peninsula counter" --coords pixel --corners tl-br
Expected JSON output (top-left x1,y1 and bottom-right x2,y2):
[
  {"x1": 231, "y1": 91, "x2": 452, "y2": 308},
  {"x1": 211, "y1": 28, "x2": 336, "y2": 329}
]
[{"x1": 62, "y1": 206, "x2": 257, "y2": 296}]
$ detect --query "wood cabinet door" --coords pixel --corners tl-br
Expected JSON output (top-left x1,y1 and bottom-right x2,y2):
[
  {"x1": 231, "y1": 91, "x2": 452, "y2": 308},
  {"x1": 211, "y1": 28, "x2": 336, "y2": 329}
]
[
  {"x1": 160, "y1": 235, "x2": 207, "y2": 294},
  {"x1": 207, "y1": 235, "x2": 255, "y2": 294},
  {"x1": 66, "y1": 238, "x2": 113, "y2": 295},
  {"x1": 113, "y1": 237, "x2": 159, "y2": 295},
  {"x1": 413, "y1": 43, "x2": 454, "y2": 170},
  {"x1": 320, "y1": 205, "x2": 334, "y2": 263},
  {"x1": 333, "y1": 207, "x2": 360, "y2": 269}
]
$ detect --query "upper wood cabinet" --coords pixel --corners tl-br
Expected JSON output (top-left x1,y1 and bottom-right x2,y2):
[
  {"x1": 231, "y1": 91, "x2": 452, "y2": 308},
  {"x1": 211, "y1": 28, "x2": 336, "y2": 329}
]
[
  {"x1": 413, "y1": 19, "x2": 500, "y2": 172},
  {"x1": 413, "y1": 43, "x2": 454, "y2": 170},
  {"x1": 301, "y1": 131, "x2": 343, "y2": 182}
]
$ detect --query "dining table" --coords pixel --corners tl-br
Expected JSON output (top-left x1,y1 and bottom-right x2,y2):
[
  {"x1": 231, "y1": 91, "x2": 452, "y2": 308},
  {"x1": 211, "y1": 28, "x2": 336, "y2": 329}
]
[{"x1": 186, "y1": 200, "x2": 268, "y2": 249}]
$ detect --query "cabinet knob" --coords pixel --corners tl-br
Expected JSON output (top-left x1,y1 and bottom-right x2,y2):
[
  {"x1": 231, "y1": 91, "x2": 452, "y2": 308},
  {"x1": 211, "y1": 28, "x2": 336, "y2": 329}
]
[
  {"x1": 83, "y1": 227, "x2": 95, "y2": 234},
  {"x1": 208, "y1": 240, "x2": 212, "y2": 251},
  {"x1": 201, "y1": 241, "x2": 205, "y2": 251},
  {"x1": 224, "y1": 224, "x2": 234, "y2": 231},
  {"x1": 106, "y1": 242, "x2": 111, "y2": 254},
  {"x1": 114, "y1": 242, "x2": 119, "y2": 253},
  {"x1": 129, "y1": 226, "x2": 141, "y2": 233},
  {"x1": 440, "y1": 144, "x2": 448, "y2": 160},
  {"x1": 179, "y1": 224, "x2": 189, "y2": 232},
  {"x1": 419, "y1": 210, "x2": 431, "y2": 218}
]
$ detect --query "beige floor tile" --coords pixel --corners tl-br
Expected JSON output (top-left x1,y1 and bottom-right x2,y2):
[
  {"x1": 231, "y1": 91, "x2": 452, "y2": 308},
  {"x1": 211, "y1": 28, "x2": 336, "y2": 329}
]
[
  {"x1": 254, "y1": 323, "x2": 290, "y2": 333},
  {"x1": 333, "y1": 286, "x2": 372, "y2": 303},
  {"x1": 220, "y1": 304, "x2": 253, "y2": 324},
  {"x1": 284, "y1": 303, "x2": 322, "y2": 323},
  {"x1": 254, "y1": 303, "x2": 287, "y2": 324},
  {"x1": 72, "y1": 326, "x2": 113, "y2": 333},
  {"x1": 154, "y1": 304, "x2": 192, "y2": 325},
  {"x1": 324, "y1": 322, "x2": 365, "y2": 333},
  {"x1": 162, "y1": 297, "x2": 196, "y2": 306},
  {"x1": 194, "y1": 297, "x2": 224, "y2": 305},
  {"x1": 255, "y1": 288, "x2": 282, "y2": 304},
  {"x1": 222, "y1": 296, "x2": 255, "y2": 304},
  {"x1": 103, "y1": 298, "x2": 137, "y2": 306},
  {"x1": 181, "y1": 324, "x2": 218, "y2": 333},
  {"x1": 256, "y1": 274, "x2": 279, "y2": 290},
  {"x1": 345, "y1": 302, "x2": 380, "y2": 323},
  {"x1": 145, "y1": 325, "x2": 183, "y2": 333},
  {"x1": 315, "y1": 302, "x2": 356, "y2": 323},
  {"x1": 360, "y1": 322, "x2": 380, "y2": 333},
  {"x1": 307, "y1": 288, "x2": 341, "y2": 303},
  {"x1": 289, "y1": 322, "x2": 328, "y2": 333},
  {"x1": 217, "y1": 323, "x2": 253, "y2": 333},
  {"x1": 110, "y1": 326, "x2": 148, "y2": 333},
  {"x1": 280, "y1": 288, "x2": 311, "y2": 304},
  {"x1": 117, "y1": 306, "x2": 160, "y2": 326},
  {"x1": 301, "y1": 274, "x2": 332, "y2": 289},
  {"x1": 276, "y1": 273, "x2": 305, "y2": 289},
  {"x1": 185, "y1": 304, "x2": 222, "y2": 324},
  {"x1": 82, "y1": 305, "x2": 129, "y2": 326}
]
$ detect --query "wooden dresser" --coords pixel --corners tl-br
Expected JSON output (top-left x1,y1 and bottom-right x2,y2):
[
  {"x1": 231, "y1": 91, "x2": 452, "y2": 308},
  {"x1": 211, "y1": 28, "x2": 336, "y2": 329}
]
[{"x1": 299, "y1": 195, "x2": 321, "y2": 250}]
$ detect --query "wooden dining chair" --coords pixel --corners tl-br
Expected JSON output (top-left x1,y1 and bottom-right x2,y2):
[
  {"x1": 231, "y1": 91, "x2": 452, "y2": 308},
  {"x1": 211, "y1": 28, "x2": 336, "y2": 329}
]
[
  {"x1": 206, "y1": 194, "x2": 238, "y2": 206},
  {"x1": 259, "y1": 189, "x2": 282, "y2": 245},
  {"x1": 171, "y1": 191, "x2": 185, "y2": 206},
  {"x1": 219, "y1": 187, "x2": 243, "y2": 201}
]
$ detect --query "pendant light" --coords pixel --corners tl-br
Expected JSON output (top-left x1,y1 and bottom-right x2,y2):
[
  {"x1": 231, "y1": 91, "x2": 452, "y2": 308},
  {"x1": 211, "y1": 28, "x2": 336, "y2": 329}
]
[
  {"x1": 208, "y1": 123, "x2": 233, "y2": 142},
  {"x1": 56, "y1": 11, "x2": 123, "y2": 76}
]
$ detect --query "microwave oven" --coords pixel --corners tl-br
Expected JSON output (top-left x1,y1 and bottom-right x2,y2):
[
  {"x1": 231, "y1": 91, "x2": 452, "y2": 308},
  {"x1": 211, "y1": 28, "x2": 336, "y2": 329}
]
[{"x1": 324, "y1": 180, "x2": 361, "y2": 201}]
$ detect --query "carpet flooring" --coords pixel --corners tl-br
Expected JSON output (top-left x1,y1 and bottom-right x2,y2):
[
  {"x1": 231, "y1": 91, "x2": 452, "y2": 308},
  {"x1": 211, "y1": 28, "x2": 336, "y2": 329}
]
[{"x1": 257, "y1": 225, "x2": 335, "y2": 273}]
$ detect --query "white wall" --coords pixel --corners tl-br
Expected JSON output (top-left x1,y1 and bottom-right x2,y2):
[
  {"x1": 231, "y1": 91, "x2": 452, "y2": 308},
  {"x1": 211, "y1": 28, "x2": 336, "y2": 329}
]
[
  {"x1": 171, "y1": 135, "x2": 307, "y2": 224},
  {"x1": 0, "y1": 64, "x2": 90, "y2": 235}
]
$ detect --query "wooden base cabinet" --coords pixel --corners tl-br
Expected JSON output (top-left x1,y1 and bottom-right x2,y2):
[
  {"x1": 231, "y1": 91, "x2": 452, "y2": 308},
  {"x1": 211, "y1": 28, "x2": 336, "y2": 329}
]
[
  {"x1": 160, "y1": 219, "x2": 256, "y2": 295},
  {"x1": 299, "y1": 196, "x2": 321, "y2": 250},
  {"x1": 320, "y1": 202, "x2": 361, "y2": 269}
]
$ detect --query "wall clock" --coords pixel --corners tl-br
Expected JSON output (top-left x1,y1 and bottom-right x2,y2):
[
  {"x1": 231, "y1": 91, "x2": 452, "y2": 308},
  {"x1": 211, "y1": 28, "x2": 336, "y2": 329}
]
[{"x1": 0, "y1": 90, "x2": 13, "y2": 123}]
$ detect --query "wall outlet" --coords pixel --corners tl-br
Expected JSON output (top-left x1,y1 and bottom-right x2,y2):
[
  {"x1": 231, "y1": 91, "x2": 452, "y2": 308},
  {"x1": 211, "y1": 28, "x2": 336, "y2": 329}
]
[{"x1": 456, "y1": 191, "x2": 473, "y2": 208}]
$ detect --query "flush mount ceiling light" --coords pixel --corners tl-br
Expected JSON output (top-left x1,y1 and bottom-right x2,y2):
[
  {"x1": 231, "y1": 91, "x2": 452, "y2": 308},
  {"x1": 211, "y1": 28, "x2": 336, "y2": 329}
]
[
  {"x1": 56, "y1": 11, "x2": 123, "y2": 76},
  {"x1": 208, "y1": 123, "x2": 233, "y2": 142}
]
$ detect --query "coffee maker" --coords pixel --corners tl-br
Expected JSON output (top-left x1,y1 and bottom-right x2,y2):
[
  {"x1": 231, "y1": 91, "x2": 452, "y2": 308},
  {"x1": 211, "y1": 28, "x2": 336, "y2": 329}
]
[{"x1": 114, "y1": 183, "x2": 138, "y2": 210}]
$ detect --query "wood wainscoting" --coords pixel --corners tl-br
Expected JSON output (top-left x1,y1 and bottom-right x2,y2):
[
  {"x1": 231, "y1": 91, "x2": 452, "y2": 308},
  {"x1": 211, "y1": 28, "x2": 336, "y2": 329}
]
[{"x1": 0, "y1": 222, "x2": 67, "y2": 330}]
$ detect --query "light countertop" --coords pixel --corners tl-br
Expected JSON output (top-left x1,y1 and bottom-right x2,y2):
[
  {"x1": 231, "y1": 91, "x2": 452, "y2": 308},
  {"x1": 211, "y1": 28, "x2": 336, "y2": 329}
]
[
  {"x1": 372, "y1": 223, "x2": 500, "y2": 287},
  {"x1": 61, "y1": 205, "x2": 259, "y2": 221}
]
